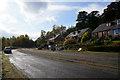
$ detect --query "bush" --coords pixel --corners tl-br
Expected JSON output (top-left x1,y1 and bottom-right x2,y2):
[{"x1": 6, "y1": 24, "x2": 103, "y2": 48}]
[
  {"x1": 93, "y1": 39, "x2": 104, "y2": 45},
  {"x1": 63, "y1": 39, "x2": 79, "y2": 50},
  {"x1": 84, "y1": 46, "x2": 120, "y2": 52},
  {"x1": 81, "y1": 31, "x2": 91, "y2": 43}
]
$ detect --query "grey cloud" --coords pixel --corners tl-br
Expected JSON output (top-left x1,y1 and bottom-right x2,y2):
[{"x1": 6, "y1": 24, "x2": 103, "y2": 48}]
[
  {"x1": 24, "y1": 2, "x2": 48, "y2": 13},
  {"x1": 0, "y1": 30, "x2": 18, "y2": 38}
]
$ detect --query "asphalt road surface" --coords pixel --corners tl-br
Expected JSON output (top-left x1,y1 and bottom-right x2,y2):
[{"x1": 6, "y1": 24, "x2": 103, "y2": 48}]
[{"x1": 6, "y1": 49, "x2": 118, "y2": 78}]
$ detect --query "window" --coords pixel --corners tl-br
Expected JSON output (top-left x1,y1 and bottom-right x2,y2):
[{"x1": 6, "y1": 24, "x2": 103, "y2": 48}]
[
  {"x1": 107, "y1": 31, "x2": 109, "y2": 36},
  {"x1": 102, "y1": 32, "x2": 104, "y2": 36},
  {"x1": 106, "y1": 24, "x2": 108, "y2": 27},
  {"x1": 73, "y1": 32, "x2": 75, "y2": 34},
  {"x1": 114, "y1": 29, "x2": 120, "y2": 35}
]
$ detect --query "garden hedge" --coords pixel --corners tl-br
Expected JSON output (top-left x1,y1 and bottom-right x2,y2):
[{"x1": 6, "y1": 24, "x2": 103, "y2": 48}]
[{"x1": 85, "y1": 46, "x2": 120, "y2": 52}]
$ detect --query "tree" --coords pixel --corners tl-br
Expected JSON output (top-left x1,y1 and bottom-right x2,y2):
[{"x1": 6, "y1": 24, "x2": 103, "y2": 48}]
[
  {"x1": 52, "y1": 25, "x2": 56, "y2": 33},
  {"x1": 87, "y1": 11, "x2": 100, "y2": 30},
  {"x1": 101, "y1": 2, "x2": 120, "y2": 23},
  {"x1": 63, "y1": 38, "x2": 78, "y2": 49},
  {"x1": 2, "y1": 37, "x2": 8, "y2": 49},
  {"x1": 76, "y1": 11, "x2": 100, "y2": 30},
  {"x1": 76, "y1": 11, "x2": 88, "y2": 29}
]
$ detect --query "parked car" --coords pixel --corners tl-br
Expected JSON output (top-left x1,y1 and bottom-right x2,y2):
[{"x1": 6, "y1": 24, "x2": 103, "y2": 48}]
[
  {"x1": 48, "y1": 45, "x2": 56, "y2": 51},
  {"x1": 4, "y1": 47, "x2": 12, "y2": 53},
  {"x1": 38, "y1": 46, "x2": 42, "y2": 50}
]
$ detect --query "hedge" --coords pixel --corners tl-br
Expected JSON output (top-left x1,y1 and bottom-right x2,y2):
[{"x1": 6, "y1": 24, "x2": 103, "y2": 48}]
[{"x1": 84, "y1": 46, "x2": 120, "y2": 52}]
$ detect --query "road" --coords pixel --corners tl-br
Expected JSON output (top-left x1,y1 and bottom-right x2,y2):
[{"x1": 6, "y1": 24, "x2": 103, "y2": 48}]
[{"x1": 6, "y1": 49, "x2": 118, "y2": 78}]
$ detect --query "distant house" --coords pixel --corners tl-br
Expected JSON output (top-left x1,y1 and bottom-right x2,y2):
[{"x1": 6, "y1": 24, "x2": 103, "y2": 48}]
[
  {"x1": 65, "y1": 28, "x2": 92, "y2": 42},
  {"x1": 47, "y1": 26, "x2": 66, "y2": 45},
  {"x1": 47, "y1": 34, "x2": 64, "y2": 45},
  {"x1": 93, "y1": 19, "x2": 120, "y2": 39}
]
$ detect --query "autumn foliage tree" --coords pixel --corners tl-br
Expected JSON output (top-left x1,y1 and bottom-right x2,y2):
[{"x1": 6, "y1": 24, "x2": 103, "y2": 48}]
[
  {"x1": 1, "y1": 34, "x2": 35, "y2": 48},
  {"x1": 81, "y1": 31, "x2": 92, "y2": 43},
  {"x1": 63, "y1": 39, "x2": 78, "y2": 50}
]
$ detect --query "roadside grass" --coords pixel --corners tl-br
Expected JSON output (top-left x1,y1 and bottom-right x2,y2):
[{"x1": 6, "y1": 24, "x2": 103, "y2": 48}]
[
  {"x1": 62, "y1": 50, "x2": 119, "y2": 54},
  {"x1": 62, "y1": 50, "x2": 78, "y2": 52},
  {"x1": 2, "y1": 52, "x2": 28, "y2": 79}
]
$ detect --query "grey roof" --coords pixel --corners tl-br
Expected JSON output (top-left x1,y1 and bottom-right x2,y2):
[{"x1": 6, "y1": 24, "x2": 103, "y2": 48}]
[
  {"x1": 48, "y1": 34, "x2": 60, "y2": 41},
  {"x1": 112, "y1": 24, "x2": 120, "y2": 29},
  {"x1": 79, "y1": 28, "x2": 90, "y2": 36},
  {"x1": 66, "y1": 28, "x2": 90, "y2": 38},
  {"x1": 93, "y1": 24, "x2": 106, "y2": 33},
  {"x1": 93, "y1": 23, "x2": 120, "y2": 33}
]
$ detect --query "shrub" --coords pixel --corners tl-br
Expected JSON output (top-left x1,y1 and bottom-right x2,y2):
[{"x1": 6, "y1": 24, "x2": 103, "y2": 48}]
[
  {"x1": 84, "y1": 46, "x2": 120, "y2": 52},
  {"x1": 63, "y1": 39, "x2": 79, "y2": 50},
  {"x1": 93, "y1": 39, "x2": 104, "y2": 45},
  {"x1": 114, "y1": 42, "x2": 120, "y2": 46},
  {"x1": 81, "y1": 31, "x2": 91, "y2": 43}
]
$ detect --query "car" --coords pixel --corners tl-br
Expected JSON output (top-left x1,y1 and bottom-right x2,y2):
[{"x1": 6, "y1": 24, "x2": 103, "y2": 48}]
[
  {"x1": 4, "y1": 47, "x2": 12, "y2": 53},
  {"x1": 38, "y1": 46, "x2": 42, "y2": 50},
  {"x1": 48, "y1": 45, "x2": 56, "y2": 51}
]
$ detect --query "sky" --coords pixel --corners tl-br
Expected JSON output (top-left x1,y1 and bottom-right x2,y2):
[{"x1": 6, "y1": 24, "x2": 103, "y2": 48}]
[{"x1": 0, "y1": 0, "x2": 115, "y2": 41}]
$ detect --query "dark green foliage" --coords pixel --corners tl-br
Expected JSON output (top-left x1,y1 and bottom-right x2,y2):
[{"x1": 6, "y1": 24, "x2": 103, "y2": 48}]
[
  {"x1": 101, "y1": 2, "x2": 120, "y2": 23},
  {"x1": 76, "y1": 11, "x2": 100, "y2": 30},
  {"x1": 76, "y1": 11, "x2": 88, "y2": 29},
  {"x1": 85, "y1": 46, "x2": 120, "y2": 52}
]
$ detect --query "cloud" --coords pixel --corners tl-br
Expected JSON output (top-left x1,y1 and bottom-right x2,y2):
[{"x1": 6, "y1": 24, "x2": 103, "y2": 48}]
[
  {"x1": 0, "y1": 0, "x2": 9, "y2": 12},
  {"x1": 78, "y1": 4, "x2": 106, "y2": 14},
  {"x1": 46, "y1": 16, "x2": 57, "y2": 22},
  {"x1": 0, "y1": 23, "x2": 40, "y2": 40},
  {"x1": 15, "y1": 0, "x2": 49, "y2": 22},
  {"x1": 18, "y1": 0, "x2": 114, "y2": 2},
  {"x1": 24, "y1": 2, "x2": 48, "y2": 13},
  {"x1": 48, "y1": 3, "x2": 106, "y2": 14},
  {"x1": 0, "y1": 14, "x2": 18, "y2": 24}
]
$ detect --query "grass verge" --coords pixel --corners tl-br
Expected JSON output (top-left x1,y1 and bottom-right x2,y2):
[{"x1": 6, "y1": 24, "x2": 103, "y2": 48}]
[
  {"x1": 62, "y1": 50, "x2": 119, "y2": 54},
  {"x1": 2, "y1": 52, "x2": 28, "y2": 79}
]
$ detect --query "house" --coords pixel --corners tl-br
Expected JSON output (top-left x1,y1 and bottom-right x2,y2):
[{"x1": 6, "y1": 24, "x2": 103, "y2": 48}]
[
  {"x1": 93, "y1": 19, "x2": 120, "y2": 39},
  {"x1": 47, "y1": 26, "x2": 66, "y2": 45},
  {"x1": 47, "y1": 34, "x2": 64, "y2": 45},
  {"x1": 65, "y1": 28, "x2": 92, "y2": 42}
]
